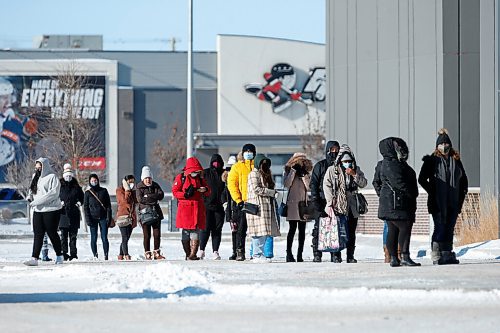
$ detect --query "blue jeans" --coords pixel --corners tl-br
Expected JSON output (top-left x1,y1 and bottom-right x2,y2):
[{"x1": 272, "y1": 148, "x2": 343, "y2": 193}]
[
  {"x1": 251, "y1": 236, "x2": 268, "y2": 258},
  {"x1": 383, "y1": 221, "x2": 388, "y2": 246},
  {"x1": 89, "y1": 219, "x2": 109, "y2": 257}
]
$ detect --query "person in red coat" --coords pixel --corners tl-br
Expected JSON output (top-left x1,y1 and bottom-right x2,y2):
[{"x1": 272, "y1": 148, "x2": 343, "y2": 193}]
[{"x1": 172, "y1": 157, "x2": 211, "y2": 260}]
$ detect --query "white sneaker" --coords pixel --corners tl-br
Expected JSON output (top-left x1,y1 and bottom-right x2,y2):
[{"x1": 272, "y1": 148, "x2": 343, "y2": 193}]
[
  {"x1": 213, "y1": 251, "x2": 221, "y2": 260},
  {"x1": 24, "y1": 257, "x2": 38, "y2": 266},
  {"x1": 55, "y1": 255, "x2": 64, "y2": 264},
  {"x1": 252, "y1": 256, "x2": 271, "y2": 264},
  {"x1": 198, "y1": 250, "x2": 205, "y2": 260}
]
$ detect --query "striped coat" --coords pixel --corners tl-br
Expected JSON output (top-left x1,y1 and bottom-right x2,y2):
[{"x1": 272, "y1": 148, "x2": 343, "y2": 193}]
[{"x1": 246, "y1": 170, "x2": 281, "y2": 237}]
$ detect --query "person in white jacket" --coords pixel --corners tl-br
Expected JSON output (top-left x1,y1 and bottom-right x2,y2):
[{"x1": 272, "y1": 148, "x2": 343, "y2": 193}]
[{"x1": 24, "y1": 158, "x2": 64, "y2": 266}]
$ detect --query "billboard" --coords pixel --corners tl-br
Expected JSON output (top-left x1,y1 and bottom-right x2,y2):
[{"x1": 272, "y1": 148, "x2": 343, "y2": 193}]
[{"x1": 0, "y1": 75, "x2": 106, "y2": 182}]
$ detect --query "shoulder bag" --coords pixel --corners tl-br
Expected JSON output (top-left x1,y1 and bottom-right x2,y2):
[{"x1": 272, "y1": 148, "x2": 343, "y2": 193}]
[{"x1": 88, "y1": 189, "x2": 115, "y2": 228}]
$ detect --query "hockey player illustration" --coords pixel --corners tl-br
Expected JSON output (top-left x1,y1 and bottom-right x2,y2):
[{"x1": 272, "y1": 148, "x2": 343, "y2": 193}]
[{"x1": 245, "y1": 63, "x2": 313, "y2": 113}]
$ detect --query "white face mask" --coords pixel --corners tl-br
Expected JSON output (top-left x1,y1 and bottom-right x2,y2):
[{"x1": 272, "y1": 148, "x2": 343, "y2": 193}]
[
  {"x1": 90, "y1": 180, "x2": 98, "y2": 187},
  {"x1": 342, "y1": 162, "x2": 352, "y2": 169},
  {"x1": 63, "y1": 175, "x2": 72, "y2": 182},
  {"x1": 128, "y1": 183, "x2": 135, "y2": 190}
]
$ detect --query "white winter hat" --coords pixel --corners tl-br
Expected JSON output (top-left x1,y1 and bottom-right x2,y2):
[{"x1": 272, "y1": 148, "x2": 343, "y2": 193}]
[
  {"x1": 141, "y1": 166, "x2": 153, "y2": 180},
  {"x1": 226, "y1": 155, "x2": 237, "y2": 166},
  {"x1": 63, "y1": 163, "x2": 74, "y2": 177},
  {"x1": 341, "y1": 154, "x2": 353, "y2": 162}
]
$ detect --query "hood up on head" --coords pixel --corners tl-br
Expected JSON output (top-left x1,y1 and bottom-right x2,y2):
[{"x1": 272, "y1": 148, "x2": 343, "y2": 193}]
[{"x1": 35, "y1": 157, "x2": 54, "y2": 178}]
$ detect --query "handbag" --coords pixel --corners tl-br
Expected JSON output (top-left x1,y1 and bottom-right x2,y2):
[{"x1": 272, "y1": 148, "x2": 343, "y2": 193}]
[
  {"x1": 116, "y1": 212, "x2": 133, "y2": 228},
  {"x1": 298, "y1": 198, "x2": 318, "y2": 220},
  {"x1": 277, "y1": 193, "x2": 288, "y2": 217},
  {"x1": 87, "y1": 189, "x2": 114, "y2": 228},
  {"x1": 355, "y1": 192, "x2": 368, "y2": 215},
  {"x1": 139, "y1": 206, "x2": 160, "y2": 225},
  {"x1": 242, "y1": 202, "x2": 260, "y2": 215}
]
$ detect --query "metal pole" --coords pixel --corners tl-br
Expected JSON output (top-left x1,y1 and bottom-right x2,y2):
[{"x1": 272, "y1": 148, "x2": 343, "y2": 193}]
[{"x1": 186, "y1": 0, "x2": 193, "y2": 158}]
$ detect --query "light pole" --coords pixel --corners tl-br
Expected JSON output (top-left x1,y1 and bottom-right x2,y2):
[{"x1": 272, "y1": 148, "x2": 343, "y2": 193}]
[{"x1": 186, "y1": 0, "x2": 193, "y2": 158}]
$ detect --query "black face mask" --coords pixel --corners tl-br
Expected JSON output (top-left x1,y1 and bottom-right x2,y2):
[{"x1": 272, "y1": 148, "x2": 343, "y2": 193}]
[
  {"x1": 328, "y1": 151, "x2": 338, "y2": 160},
  {"x1": 35, "y1": 169, "x2": 41, "y2": 177}
]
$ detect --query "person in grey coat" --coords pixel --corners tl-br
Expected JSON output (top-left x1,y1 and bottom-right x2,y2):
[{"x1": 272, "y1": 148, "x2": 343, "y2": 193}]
[{"x1": 283, "y1": 153, "x2": 313, "y2": 262}]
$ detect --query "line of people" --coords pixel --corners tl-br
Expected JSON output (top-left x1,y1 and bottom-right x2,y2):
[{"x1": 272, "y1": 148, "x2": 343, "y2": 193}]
[{"x1": 23, "y1": 128, "x2": 468, "y2": 266}]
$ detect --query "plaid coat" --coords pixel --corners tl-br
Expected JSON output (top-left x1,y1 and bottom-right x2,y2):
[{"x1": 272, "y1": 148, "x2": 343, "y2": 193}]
[{"x1": 246, "y1": 170, "x2": 281, "y2": 237}]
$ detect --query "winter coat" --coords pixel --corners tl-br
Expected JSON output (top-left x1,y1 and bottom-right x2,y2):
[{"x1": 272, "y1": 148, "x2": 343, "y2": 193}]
[
  {"x1": 310, "y1": 141, "x2": 339, "y2": 212},
  {"x1": 418, "y1": 150, "x2": 468, "y2": 217},
  {"x1": 323, "y1": 145, "x2": 367, "y2": 217},
  {"x1": 227, "y1": 159, "x2": 254, "y2": 204},
  {"x1": 136, "y1": 181, "x2": 164, "y2": 221},
  {"x1": 116, "y1": 186, "x2": 138, "y2": 228},
  {"x1": 84, "y1": 185, "x2": 112, "y2": 225},
  {"x1": 173, "y1": 157, "x2": 211, "y2": 230},
  {"x1": 59, "y1": 178, "x2": 84, "y2": 229},
  {"x1": 203, "y1": 154, "x2": 225, "y2": 211},
  {"x1": 283, "y1": 153, "x2": 312, "y2": 221},
  {"x1": 246, "y1": 169, "x2": 281, "y2": 237},
  {"x1": 30, "y1": 158, "x2": 63, "y2": 213},
  {"x1": 221, "y1": 171, "x2": 236, "y2": 222},
  {"x1": 372, "y1": 138, "x2": 419, "y2": 221}
]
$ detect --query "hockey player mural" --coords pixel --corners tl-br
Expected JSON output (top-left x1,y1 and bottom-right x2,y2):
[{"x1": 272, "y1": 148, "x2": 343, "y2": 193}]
[{"x1": 244, "y1": 63, "x2": 325, "y2": 113}]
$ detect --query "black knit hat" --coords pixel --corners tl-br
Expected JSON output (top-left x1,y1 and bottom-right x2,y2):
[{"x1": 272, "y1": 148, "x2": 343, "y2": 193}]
[
  {"x1": 436, "y1": 128, "x2": 452, "y2": 147},
  {"x1": 242, "y1": 143, "x2": 256, "y2": 155}
]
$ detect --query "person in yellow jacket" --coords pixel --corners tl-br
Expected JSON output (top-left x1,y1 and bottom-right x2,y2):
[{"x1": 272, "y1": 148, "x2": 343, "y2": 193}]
[{"x1": 227, "y1": 143, "x2": 256, "y2": 261}]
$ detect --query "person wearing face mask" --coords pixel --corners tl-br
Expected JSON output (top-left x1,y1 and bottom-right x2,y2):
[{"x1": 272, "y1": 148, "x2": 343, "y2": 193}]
[
  {"x1": 58, "y1": 163, "x2": 84, "y2": 261},
  {"x1": 246, "y1": 154, "x2": 280, "y2": 263},
  {"x1": 309, "y1": 140, "x2": 340, "y2": 262},
  {"x1": 373, "y1": 138, "x2": 420, "y2": 267},
  {"x1": 199, "y1": 154, "x2": 225, "y2": 260},
  {"x1": 173, "y1": 157, "x2": 211, "y2": 260},
  {"x1": 227, "y1": 143, "x2": 257, "y2": 261},
  {"x1": 136, "y1": 166, "x2": 165, "y2": 260},
  {"x1": 419, "y1": 128, "x2": 468, "y2": 265},
  {"x1": 116, "y1": 175, "x2": 137, "y2": 260},
  {"x1": 323, "y1": 144, "x2": 367, "y2": 263},
  {"x1": 24, "y1": 158, "x2": 64, "y2": 266},
  {"x1": 84, "y1": 174, "x2": 112, "y2": 260}
]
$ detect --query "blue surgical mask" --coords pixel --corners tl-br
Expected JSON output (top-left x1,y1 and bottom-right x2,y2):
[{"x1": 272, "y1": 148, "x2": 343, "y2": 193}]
[
  {"x1": 243, "y1": 152, "x2": 254, "y2": 160},
  {"x1": 90, "y1": 180, "x2": 98, "y2": 187},
  {"x1": 342, "y1": 162, "x2": 352, "y2": 169}
]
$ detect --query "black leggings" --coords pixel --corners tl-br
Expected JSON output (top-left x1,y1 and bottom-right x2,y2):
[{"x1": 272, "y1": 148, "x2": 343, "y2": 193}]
[
  {"x1": 386, "y1": 220, "x2": 414, "y2": 256},
  {"x1": 236, "y1": 212, "x2": 248, "y2": 251},
  {"x1": 32, "y1": 210, "x2": 62, "y2": 258},
  {"x1": 287, "y1": 221, "x2": 306, "y2": 254},
  {"x1": 200, "y1": 209, "x2": 224, "y2": 252},
  {"x1": 119, "y1": 225, "x2": 133, "y2": 255},
  {"x1": 142, "y1": 220, "x2": 161, "y2": 252}
]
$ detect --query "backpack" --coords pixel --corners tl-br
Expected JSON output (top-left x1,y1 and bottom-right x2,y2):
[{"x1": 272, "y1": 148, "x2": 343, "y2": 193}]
[{"x1": 175, "y1": 173, "x2": 187, "y2": 206}]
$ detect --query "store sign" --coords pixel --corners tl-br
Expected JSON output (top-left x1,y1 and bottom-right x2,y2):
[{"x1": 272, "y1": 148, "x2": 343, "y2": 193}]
[{"x1": 244, "y1": 63, "x2": 325, "y2": 113}]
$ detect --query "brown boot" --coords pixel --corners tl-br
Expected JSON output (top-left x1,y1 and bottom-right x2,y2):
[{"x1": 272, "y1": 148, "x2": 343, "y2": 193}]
[
  {"x1": 145, "y1": 251, "x2": 153, "y2": 260},
  {"x1": 153, "y1": 249, "x2": 165, "y2": 260},
  {"x1": 117, "y1": 255, "x2": 124, "y2": 261},
  {"x1": 182, "y1": 239, "x2": 191, "y2": 260},
  {"x1": 188, "y1": 240, "x2": 200, "y2": 260},
  {"x1": 124, "y1": 255, "x2": 132, "y2": 260},
  {"x1": 383, "y1": 246, "x2": 390, "y2": 263}
]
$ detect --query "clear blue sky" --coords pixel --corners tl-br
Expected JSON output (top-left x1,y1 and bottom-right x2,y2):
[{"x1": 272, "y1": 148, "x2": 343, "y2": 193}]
[{"x1": 0, "y1": 0, "x2": 325, "y2": 51}]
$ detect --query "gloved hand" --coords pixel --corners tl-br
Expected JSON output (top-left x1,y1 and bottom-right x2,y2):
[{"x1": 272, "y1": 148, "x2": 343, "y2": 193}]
[
  {"x1": 237, "y1": 201, "x2": 244, "y2": 210},
  {"x1": 292, "y1": 164, "x2": 301, "y2": 171},
  {"x1": 184, "y1": 184, "x2": 195, "y2": 198}
]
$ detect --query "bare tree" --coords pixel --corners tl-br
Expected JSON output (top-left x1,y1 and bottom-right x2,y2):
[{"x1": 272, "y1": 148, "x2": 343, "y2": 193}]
[
  {"x1": 151, "y1": 120, "x2": 186, "y2": 187},
  {"x1": 4, "y1": 151, "x2": 36, "y2": 199},
  {"x1": 301, "y1": 109, "x2": 326, "y2": 162}
]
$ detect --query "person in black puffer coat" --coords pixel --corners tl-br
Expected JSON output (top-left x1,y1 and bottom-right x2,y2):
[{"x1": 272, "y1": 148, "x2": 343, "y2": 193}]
[
  {"x1": 309, "y1": 140, "x2": 340, "y2": 262},
  {"x1": 59, "y1": 164, "x2": 84, "y2": 261},
  {"x1": 418, "y1": 129, "x2": 468, "y2": 265},
  {"x1": 373, "y1": 137, "x2": 420, "y2": 267},
  {"x1": 84, "y1": 174, "x2": 112, "y2": 260},
  {"x1": 199, "y1": 154, "x2": 225, "y2": 260}
]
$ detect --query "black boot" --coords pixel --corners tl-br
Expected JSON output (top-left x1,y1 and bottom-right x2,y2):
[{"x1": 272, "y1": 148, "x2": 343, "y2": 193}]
[
  {"x1": 390, "y1": 255, "x2": 401, "y2": 267},
  {"x1": 346, "y1": 246, "x2": 357, "y2": 263},
  {"x1": 296, "y1": 252, "x2": 304, "y2": 262},
  {"x1": 286, "y1": 252, "x2": 296, "y2": 262},
  {"x1": 401, "y1": 254, "x2": 421, "y2": 267},
  {"x1": 313, "y1": 251, "x2": 322, "y2": 263},
  {"x1": 228, "y1": 253, "x2": 237, "y2": 260},
  {"x1": 236, "y1": 248, "x2": 245, "y2": 261},
  {"x1": 182, "y1": 239, "x2": 191, "y2": 260},
  {"x1": 331, "y1": 252, "x2": 342, "y2": 263},
  {"x1": 438, "y1": 251, "x2": 460, "y2": 265}
]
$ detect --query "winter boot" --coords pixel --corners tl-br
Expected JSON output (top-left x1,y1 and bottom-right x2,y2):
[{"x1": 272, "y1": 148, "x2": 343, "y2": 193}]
[
  {"x1": 41, "y1": 249, "x2": 52, "y2": 262},
  {"x1": 182, "y1": 239, "x2": 191, "y2": 260},
  {"x1": 104, "y1": 254, "x2": 109, "y2": 261},
  {"x1": 401, "y1": 254, "x2": 421, "y2": 267},
  {"x1": 313, "y1": 251, "x2": 322, "y2": 263},
  {"x1": 188, "y1": 240, "x2": 200, "y2": 260},
  {"x1": 383, "y1": 246, "x2": 391, "y2": 263},
  {"x1": 235, "y1": 248, "x2": 246, "y2": 261},
  {"x1": 228, "y1": 253, "x2": 237, "y2": 260},
  {"x1": 153, "y1": 249, "x2": 165, "y2": 260},
  {"x1": 431, "y1": 242, "x2": 441, "y2": 265},
  {"x1": 346, "y1": 246, "x2": 357, "y2": 263},
  {"x1": 390, "y1": 255, "x2": 401, "y2": 267},
  {"x1": 331, "y1": 252, "x2": 342, "y2": 263},
  {"x1": 296, "y1": 252, "x2": 304, "y2": 262},
  {"x1": 144, "y1": 251, "x2": 153, "y2": 260},
  {"x1": 438, "y1": 251, "x2": 460, "y2": 265},
  {"x1": 124, "y1": 255, "x2": 132, "y2": 260},
  {"x1": 397, "y1": 245, "x2": 402, "y2": 261},
  {"x1": 55, "y1": 255, "x2": 64, "y2": 264},
  {"x1": 286, "y1": 252, "x2": 296, "y2": 262},
  {"x1": 63, "y1": 253, "x2": 70, "y2": 261},
  {"x1": 117, "y1": 255, "x2": 124, "y2": 260},
  {"x1": 69, "y1": 255, "x2": 78, "y2": 261}
]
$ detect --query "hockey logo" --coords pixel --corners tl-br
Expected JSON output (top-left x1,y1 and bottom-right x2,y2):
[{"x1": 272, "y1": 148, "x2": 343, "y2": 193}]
[{"x1": 244, "y1": 63, "x2": 325, "y2": 113}]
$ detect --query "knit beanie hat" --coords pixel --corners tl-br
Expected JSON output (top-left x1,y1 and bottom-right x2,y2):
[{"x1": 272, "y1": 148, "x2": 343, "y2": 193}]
[
  {"x1": 436, "y1": 128, "x2": 452, "y2": 147},
  {"x1": 141, "y1": 166, "x2": 153, "y2": 180},
  {"x1": 62, "y1": 163, "x2": 73, "y2": 177},
  {"x1": 242, "y1": 143, "x2": 256, "y2": 155}
]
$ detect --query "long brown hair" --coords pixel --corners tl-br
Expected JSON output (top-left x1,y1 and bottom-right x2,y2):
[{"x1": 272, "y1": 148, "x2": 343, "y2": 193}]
[{"x1": 259, "y1": 165, "x2": 275, "y2": 190}]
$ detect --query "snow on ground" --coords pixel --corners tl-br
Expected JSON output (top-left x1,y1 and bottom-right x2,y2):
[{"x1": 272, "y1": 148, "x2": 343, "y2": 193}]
[{"x1": 0, "y1": 219, "x2": 499, "y2": 333}]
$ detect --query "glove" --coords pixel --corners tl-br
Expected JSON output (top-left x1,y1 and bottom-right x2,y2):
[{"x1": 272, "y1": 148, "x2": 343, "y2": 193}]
[
  {"x1": 292, "y1": 164, "x2": 301, "y2": 171},
  {"x1": 184, "y1": 184, "x2": 195, "y2": 198},
  {"x1": 237, "y1": 201, "x2": 244, "y2": 210}
]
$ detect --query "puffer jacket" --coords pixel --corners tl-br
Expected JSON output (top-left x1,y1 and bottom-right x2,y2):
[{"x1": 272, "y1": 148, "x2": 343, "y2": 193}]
[
  {"x1": 59, "y1": 178, "x2": 84, "y2": 229},
  {"x1": 84, "y1": 183, "x2": 112, "y2": 225},
  {"x1": 203, "y1": 154, "x2": 225, "y2": 211},
  {"x1": 30, "y1": 158, "x2": 63, "y2": 213},
  {"x1": 136, "y1": 181, "x2": 164, "y2": 221},
  {"x1": 116, "y1": 186, "x2": 138, "y2": 228},
  {"x1": 310, "y1": 141, "x2": 339, "y2": 212},
  {"x1": 227, "y1": 159, "x2": 254, "y2": 204},
  {"x1": 373, "y1": 138, "x2": 418, "y2": 221}
]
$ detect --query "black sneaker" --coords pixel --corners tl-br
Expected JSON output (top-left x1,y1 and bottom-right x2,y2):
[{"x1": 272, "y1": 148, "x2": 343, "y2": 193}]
[
  {"x1": 346, "y1": 258, "x2": 358, "y2": 263},
  {"x1": 331, "y1": 253, "x2": 342, "y2": 263},
  {"x1": 228, "y1": 253, "x2": 237, "y2": 260}
]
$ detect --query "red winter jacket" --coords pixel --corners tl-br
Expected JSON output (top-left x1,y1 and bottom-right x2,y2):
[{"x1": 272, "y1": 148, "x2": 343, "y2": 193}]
[{"x1": 173, "y1": 157, "x2": 211, "y2": 230}]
